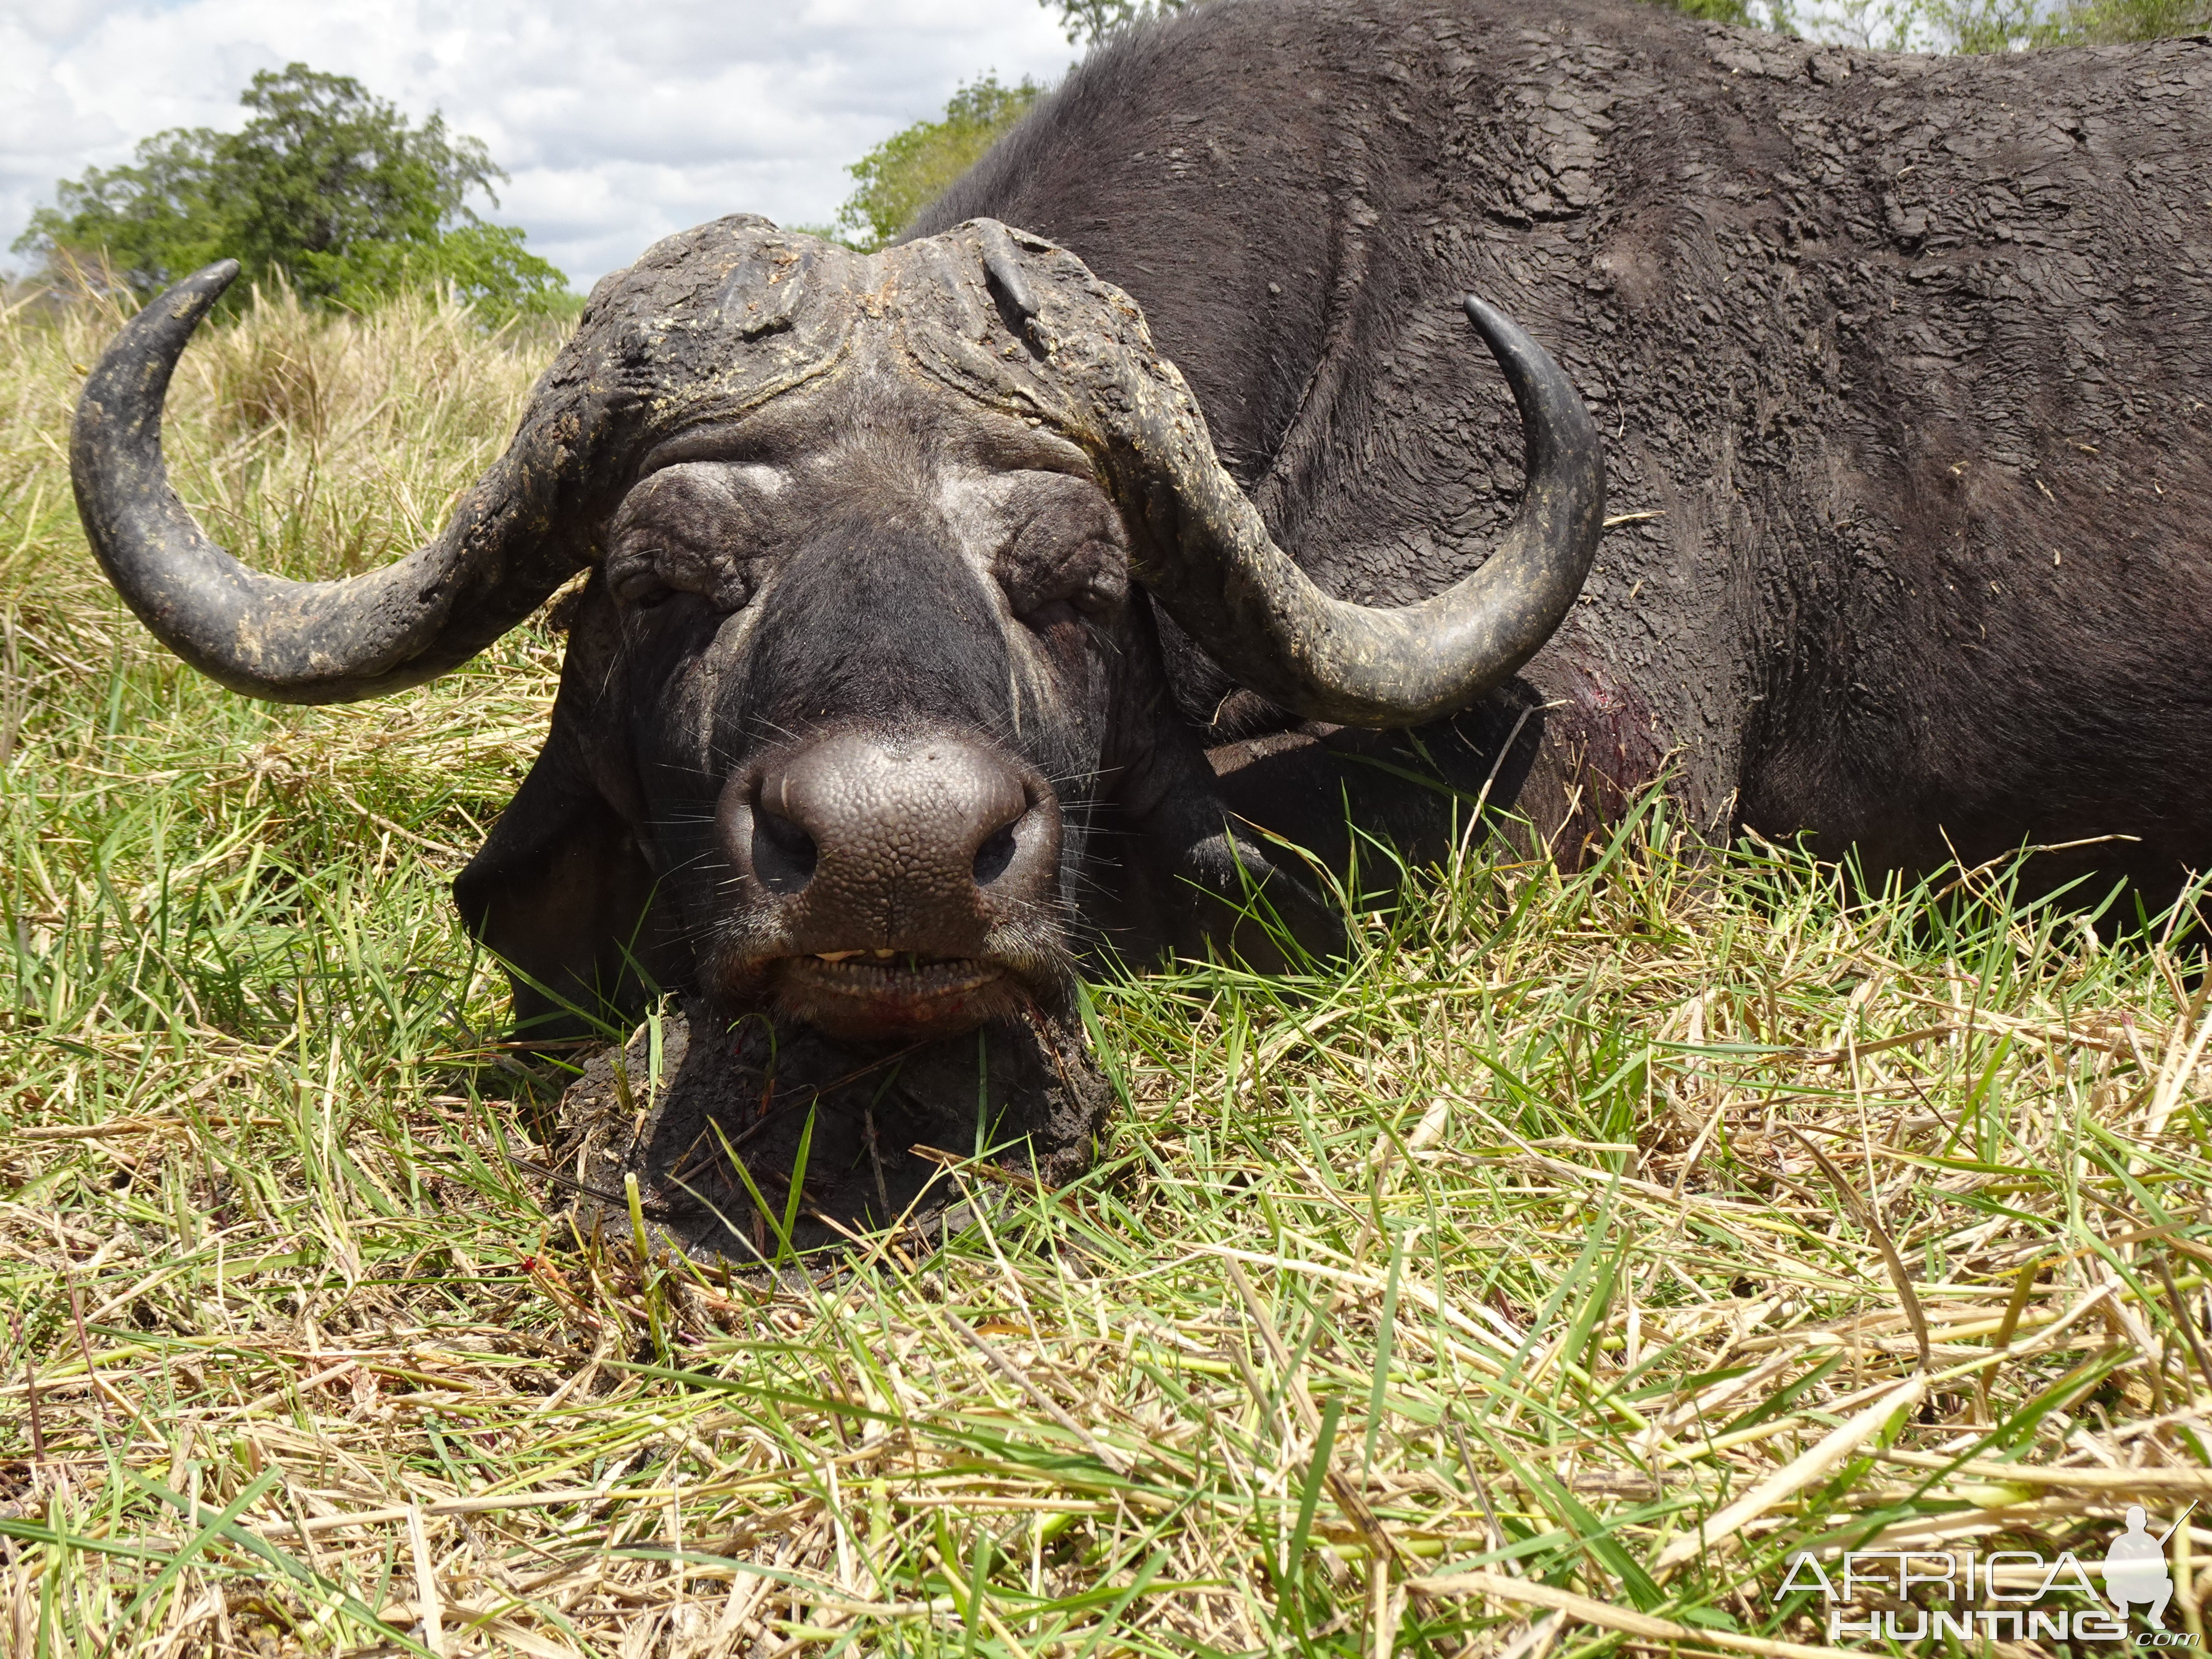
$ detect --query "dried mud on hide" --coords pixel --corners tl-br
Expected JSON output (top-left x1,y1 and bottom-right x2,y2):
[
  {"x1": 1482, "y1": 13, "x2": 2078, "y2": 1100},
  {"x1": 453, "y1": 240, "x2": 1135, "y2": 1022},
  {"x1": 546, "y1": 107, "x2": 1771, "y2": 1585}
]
[{"x1": 538, "y1": 1000, "x2": 1111, "y2": 1262}]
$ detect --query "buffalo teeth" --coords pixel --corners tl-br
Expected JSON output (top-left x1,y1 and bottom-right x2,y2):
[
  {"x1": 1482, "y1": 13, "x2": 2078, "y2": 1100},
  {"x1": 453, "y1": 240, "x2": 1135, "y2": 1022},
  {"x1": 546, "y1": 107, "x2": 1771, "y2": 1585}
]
[{"x1": 798, "y1": 956, "x2": 1000, "y2": 996}]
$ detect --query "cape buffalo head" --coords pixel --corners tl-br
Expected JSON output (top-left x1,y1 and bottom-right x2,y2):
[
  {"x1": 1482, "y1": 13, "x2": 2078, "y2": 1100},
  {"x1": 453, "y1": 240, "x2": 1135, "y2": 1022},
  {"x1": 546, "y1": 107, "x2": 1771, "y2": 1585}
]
[{"x1": 71, "y1": 216, "x2": 1601, "y2": 1050}]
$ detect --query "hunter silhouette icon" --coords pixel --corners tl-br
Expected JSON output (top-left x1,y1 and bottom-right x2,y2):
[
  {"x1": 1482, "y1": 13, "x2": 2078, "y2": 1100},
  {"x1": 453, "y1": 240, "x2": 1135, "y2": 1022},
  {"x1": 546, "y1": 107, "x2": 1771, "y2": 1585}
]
[{"x1": 2105, "y1": 1506, "x2": 2176, "y2": 1625}]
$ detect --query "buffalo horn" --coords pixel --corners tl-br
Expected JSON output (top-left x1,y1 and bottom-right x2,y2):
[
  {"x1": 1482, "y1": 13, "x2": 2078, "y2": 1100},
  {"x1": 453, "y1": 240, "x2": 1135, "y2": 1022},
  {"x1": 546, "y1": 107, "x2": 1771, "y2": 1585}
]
[
  {"x1": 1116, "y1": 295, "x2": 1603, "y2": 728},
  {"x1": 70, "y1": 261, "x2": 586, "y2": 704}
]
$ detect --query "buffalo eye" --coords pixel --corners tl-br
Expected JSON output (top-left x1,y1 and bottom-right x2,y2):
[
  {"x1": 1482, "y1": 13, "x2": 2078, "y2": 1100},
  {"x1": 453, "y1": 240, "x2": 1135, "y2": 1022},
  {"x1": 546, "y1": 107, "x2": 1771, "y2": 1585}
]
[
  {"x1": 606, "y1": 539, "x2": 750, "y2": 614},
  {"x1": 1009, "y1": 549, "x2": 1126, "y2": 632},
  {"x1": 994, "y1": 483, "x2": 1130, "y2": 628},
  {"x1": 604, "y1": 461, "x2": 777, "y2": 614},
  {"x1": 1019, "y1": 597, "x2": 1081, "y2": 631},
  {"x1": 609, "y1": 553, "x2": 674, "y2": 610}
]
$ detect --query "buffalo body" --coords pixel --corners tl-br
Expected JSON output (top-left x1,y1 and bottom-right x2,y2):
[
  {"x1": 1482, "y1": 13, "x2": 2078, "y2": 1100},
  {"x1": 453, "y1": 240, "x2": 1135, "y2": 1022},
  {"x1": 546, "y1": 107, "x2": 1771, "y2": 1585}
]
[{"x1": 924, "y1": 0, "x2": 2212, "y2": 898}]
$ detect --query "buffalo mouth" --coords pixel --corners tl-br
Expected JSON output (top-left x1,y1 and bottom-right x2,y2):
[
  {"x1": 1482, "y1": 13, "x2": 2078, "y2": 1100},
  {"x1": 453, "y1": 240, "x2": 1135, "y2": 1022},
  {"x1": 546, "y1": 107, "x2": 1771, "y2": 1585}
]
[{"x1": 765, "y1": 950, "x2": 1024, "y2": 1041}]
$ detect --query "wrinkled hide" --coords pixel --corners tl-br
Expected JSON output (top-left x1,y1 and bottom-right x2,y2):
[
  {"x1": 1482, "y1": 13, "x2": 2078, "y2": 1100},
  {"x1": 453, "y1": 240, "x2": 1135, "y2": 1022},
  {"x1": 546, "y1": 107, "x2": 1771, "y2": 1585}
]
[{"x1": 918, "y1": 0, "x2": 2212, "y2": 905}]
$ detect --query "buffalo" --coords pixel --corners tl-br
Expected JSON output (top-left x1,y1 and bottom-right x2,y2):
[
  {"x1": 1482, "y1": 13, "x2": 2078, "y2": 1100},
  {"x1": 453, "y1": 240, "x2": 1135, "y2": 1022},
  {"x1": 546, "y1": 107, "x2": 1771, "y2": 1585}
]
[{"x1": 70, "y1": 0, "x2": 2212, "y2": 1241}]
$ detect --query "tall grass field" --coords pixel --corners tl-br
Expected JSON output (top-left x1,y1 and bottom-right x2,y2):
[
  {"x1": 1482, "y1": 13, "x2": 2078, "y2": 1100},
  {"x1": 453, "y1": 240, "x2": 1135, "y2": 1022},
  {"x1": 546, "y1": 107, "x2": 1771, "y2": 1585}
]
[{"x1": 1, "y1": 284, "x2": 2207, "y2": 1658}]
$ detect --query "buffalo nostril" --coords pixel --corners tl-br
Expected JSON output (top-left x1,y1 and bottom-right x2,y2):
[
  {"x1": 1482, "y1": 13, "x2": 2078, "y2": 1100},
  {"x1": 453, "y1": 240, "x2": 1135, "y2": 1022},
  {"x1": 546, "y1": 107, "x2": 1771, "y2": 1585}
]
[
  {"x1": 752, "y1": 807, "x2": 818, "y2": 894},
  {"x1": 972, "y1": 822, "x2": 1018, "y2": 887}
]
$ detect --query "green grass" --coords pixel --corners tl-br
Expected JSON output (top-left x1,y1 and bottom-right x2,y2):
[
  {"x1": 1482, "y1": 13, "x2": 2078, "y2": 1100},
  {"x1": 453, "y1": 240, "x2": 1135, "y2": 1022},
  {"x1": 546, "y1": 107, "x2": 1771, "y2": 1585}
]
[{"x1": 2, "y1": 288, "x2": 2209, "y2": 1658}]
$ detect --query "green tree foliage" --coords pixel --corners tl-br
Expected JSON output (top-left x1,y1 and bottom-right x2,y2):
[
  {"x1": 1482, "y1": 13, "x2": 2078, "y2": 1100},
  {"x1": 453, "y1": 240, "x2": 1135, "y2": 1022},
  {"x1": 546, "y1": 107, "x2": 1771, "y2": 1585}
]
[
  {"x1": 833, "y1": 75, "x2": 1045, "y2": 251},
  {"x1": 14, "y1": 64, "x2": 571, "y2": 320},
  {"x1": 1775, "y1": 0, "x2": 2204, "y2": 52},
  {"x1": 1932, "y1": 0, "x2": 2209, "y2": 48},
  {"x1": 1043, "y1": 0, "x2": 1198, "y2": 45},
  {"x1": 1650, "y1": 0, "x2": 1764, "y2": 23}
]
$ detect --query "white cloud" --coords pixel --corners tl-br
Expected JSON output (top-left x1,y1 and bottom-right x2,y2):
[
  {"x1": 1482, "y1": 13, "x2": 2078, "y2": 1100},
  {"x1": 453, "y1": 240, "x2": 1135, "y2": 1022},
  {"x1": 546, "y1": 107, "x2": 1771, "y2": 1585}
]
[{"x1": 1, "y1": 0, "x2": 1077, "y2": 287}]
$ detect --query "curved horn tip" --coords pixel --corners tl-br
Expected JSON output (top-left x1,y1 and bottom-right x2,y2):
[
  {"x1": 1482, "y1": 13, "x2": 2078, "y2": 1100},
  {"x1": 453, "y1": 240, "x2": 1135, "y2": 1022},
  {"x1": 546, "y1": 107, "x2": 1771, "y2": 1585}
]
[
  {"x1": 1461, "y1": 293, "x2": 1540, "y2": 363},
  {"x1": 1104, "y1": 286, "x2": 1603, "y2": 730},
  {"x1": 164, "y1": 260, "x2": 243, "y2": 321},
  {"x1": 73, "y1": 253, "x2": 582, "y2": 707},
  {"x1": 1460, "y1": 291, "x2": 1603, "y2": 470}
]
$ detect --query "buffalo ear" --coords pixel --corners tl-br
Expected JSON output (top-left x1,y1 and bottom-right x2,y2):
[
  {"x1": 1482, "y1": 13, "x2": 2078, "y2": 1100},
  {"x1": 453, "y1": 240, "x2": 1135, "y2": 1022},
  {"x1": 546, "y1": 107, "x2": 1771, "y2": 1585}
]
[
  {"x1": 1111, "y1": 763, "x2": 1348, "y2": 971},
  {"x1": 453, "y1": 756, "x2": 684, "y2": 1043},
  {"x1": 452, "y1": 580, "x2": 688, "y2": 1043},
  {"x1": 1099, "y1": 605, "x2": 1346, "y2": 969}
]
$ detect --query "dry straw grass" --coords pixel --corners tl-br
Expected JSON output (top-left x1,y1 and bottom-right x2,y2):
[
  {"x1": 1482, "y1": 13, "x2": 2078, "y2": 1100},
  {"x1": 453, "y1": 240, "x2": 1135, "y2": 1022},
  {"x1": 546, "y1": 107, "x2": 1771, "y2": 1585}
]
[{"x1": 1, "y1": 288, "x2": 2207, "y2": 1657}]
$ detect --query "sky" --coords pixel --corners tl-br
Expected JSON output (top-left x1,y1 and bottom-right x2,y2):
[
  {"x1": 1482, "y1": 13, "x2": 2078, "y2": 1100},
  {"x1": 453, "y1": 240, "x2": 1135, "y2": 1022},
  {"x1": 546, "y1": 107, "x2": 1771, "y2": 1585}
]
[{"x1": 0, "y1": 0, "x2": 1080, "y2": 289}]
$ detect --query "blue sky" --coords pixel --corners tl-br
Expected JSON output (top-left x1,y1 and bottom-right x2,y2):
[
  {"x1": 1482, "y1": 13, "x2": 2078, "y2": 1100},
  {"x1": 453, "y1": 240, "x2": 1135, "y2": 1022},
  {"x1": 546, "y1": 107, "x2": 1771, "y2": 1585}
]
[{"x1": 1, "y1": 0, "x2": 1078, "y2": 288}]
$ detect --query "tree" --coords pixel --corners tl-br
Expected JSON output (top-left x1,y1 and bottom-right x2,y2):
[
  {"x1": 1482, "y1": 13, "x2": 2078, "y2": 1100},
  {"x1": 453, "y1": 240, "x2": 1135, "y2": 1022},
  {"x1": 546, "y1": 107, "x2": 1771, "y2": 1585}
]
[
  {"x1": 14, "y1": 64, "x2": 571, "y2": 319},
  {"x1": 833, "y1": 75, "x2": 1044, "y2": 252},
  {"x1": 1657, "y1": 0, "x2": 1768, "y2": 22},
  {"x1": 1931, "y1": 0, "x2": 2209, "y2": 48},
  {"x1": 1042, "y1": 0, "x2": 1197, "y2": 45},
  {"x1": 1794, "y1": 0, "x2": 2206, "y2": 49}
]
